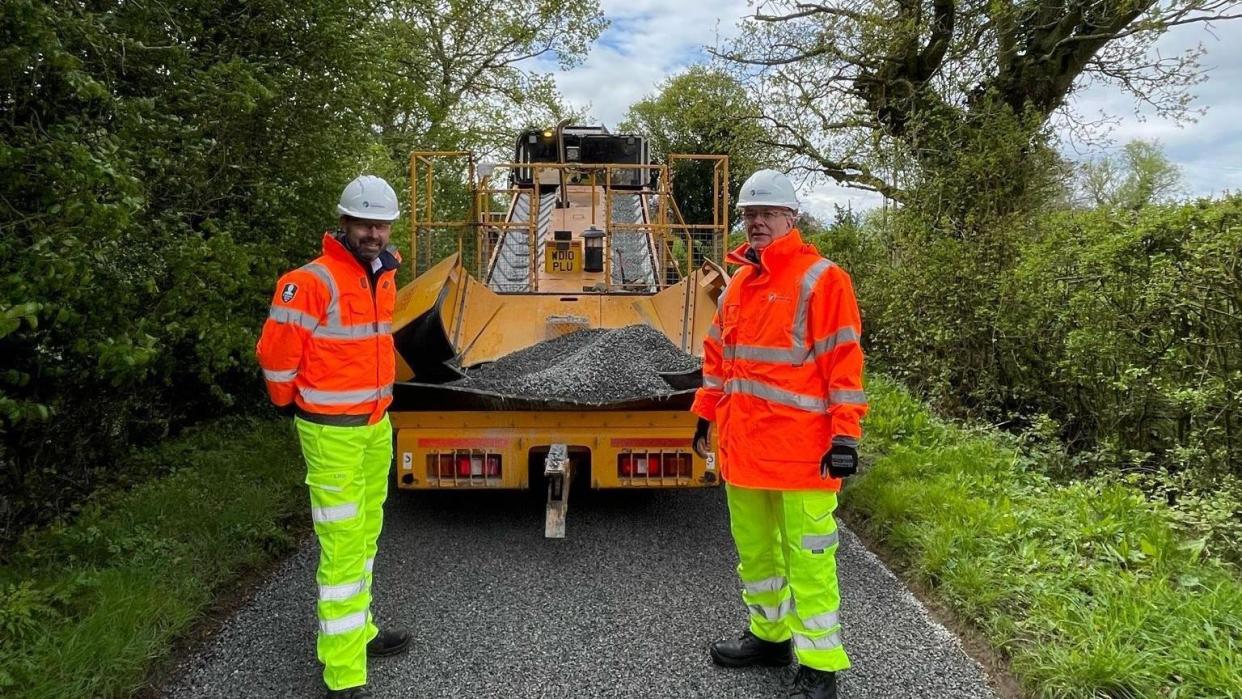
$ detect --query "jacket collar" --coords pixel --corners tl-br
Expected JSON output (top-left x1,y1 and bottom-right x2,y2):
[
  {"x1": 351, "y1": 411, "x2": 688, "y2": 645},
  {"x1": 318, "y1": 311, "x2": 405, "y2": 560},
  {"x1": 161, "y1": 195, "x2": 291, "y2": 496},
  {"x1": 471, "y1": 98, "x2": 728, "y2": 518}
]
[
  {"x1": 322, "y1": 231, "x2": 402, "y2": 273},
  {"x1": 726, "y1": 228, "x2": 808, "y2": 273}
]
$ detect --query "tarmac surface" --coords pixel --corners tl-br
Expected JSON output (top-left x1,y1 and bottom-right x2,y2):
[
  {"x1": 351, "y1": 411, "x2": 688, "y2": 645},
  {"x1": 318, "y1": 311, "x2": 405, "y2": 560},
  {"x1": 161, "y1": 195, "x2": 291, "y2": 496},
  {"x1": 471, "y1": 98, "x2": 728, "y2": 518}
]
[{"x1": 163, "y1": 486, "x2": 998, "y2": 699}]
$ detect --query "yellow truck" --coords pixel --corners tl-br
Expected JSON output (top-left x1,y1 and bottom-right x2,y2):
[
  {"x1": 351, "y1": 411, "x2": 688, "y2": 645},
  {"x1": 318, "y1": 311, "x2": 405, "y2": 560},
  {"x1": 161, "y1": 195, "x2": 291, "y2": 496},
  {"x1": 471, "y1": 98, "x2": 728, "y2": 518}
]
[{"x1": 389, "y1": 123, "x2": 730, "y2": 536}]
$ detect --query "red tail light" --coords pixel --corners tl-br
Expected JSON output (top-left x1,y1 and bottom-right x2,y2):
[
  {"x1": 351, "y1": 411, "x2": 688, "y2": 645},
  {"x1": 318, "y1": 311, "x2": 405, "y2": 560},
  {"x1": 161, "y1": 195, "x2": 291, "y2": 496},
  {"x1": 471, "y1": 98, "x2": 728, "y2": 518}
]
[
  {"x1": 618, "y1": 453, "x2": 633, "y2": 477},
  {"x1": 428, "y1": 452, "x2": 502, "y2": 480},
  {"x1": 434, "y1": 454, "x2": 453, "y2": 478},
  {"x1": 662, "y1": 452, "x2": 692, "y2": 478},
  {"x1": 618, "y1": 452, "x2": 691, "y2": 479}
]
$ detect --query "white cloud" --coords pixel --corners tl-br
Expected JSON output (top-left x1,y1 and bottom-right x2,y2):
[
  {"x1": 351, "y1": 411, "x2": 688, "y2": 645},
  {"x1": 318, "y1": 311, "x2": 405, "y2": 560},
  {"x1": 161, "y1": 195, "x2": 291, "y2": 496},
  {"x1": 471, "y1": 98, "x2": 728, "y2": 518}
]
[
  {"x1": 529, "y1": 3, "x2": 1242, "y2": 215},
  {"x1": 1061, "y1": 18, "x2": 1242, "y2": 199},
  {"x1": 531, "y1": 0, "x2": 752, "y2": 127}
]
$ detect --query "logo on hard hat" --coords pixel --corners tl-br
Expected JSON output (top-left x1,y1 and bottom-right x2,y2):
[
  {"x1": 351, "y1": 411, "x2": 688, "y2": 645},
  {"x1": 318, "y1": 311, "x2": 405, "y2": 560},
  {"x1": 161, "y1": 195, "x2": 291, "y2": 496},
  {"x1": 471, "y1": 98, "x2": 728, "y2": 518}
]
[{"x1": 281, "y1": 283, "x2": 298, "y2": 303}]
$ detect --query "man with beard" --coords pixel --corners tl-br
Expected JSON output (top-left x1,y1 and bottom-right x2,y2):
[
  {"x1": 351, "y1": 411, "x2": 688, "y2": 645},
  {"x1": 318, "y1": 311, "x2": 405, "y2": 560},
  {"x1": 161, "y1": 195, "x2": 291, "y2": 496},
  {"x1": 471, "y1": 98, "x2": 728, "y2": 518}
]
[
  {"x1": 256, "y1": 175, "x2": 410, "y2": 698},
  {"x1": 692, "y1": 169, "x2": 868, "y2": 699}
]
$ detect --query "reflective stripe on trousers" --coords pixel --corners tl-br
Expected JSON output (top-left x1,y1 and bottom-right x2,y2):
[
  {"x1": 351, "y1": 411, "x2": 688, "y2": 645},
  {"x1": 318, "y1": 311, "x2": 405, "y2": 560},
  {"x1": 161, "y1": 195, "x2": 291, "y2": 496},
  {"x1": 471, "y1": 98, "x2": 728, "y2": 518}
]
[
  {"x1": 296, "y1": 413, "x2": 393, "y2": 691},
  {"x1": 725, "y1": 484, "x2": 849, "y2": 672}
]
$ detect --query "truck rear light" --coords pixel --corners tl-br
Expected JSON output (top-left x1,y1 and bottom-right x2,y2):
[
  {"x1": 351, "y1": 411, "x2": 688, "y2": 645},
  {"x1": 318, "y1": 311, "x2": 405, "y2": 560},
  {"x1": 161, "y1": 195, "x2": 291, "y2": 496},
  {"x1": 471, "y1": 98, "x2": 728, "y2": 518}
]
[
  {"x1": 661, "y1": 452, "x2": 692, "y2": 478},
  {"x1": 618, "y1": 453, "x2": 633, "y2": 477},
  {"x1": 618, "y1": 451, "x2": 691, "y2": 480},
  {"x1": 427, "y1": 451, "x2": 502, "y2": 481},
  {"x1": 432, "y1": 454, "x2": 453, "y2": 478}
]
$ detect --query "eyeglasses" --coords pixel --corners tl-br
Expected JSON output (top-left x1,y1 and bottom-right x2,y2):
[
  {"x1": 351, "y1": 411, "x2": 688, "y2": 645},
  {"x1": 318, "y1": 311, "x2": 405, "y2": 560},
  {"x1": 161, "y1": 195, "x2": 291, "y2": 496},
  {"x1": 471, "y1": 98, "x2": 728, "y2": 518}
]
[{"x1": 741, "y1": 209, "x2": 791, "y2": 222}]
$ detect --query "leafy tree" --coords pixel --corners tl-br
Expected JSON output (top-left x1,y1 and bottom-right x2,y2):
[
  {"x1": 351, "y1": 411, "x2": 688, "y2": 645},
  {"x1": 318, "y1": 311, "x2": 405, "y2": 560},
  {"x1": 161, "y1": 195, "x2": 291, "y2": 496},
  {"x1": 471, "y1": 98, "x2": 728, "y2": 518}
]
[
  {"x1": 0, "y1": 0, "x2": 605, "y2": 541},
  {"x1": 370, "y1": 0, "x2": 605, "y2": 161},
  {"x1": 716, "y1": 0, "x2": 1239, "y2": 222},
  {"x1": 369, "y1": 0, "x2": 604, "y2": 273},
  {"x1": 621, "y1": 65, "x2": 775, "y2": 263},
  {"x1": 1077, "y1": 139, "x2": 1184, "y2": 209}
]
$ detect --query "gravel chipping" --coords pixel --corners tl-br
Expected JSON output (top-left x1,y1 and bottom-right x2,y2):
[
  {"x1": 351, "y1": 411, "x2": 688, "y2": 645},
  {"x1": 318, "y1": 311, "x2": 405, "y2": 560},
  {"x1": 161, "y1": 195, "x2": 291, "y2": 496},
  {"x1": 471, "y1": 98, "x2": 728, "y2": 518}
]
[
  {"x1": 163, "y1": 488, "x2": 998, "y2": 699},
  {"x1": 448, "y1": 325, "x2": 701, "y2": 404}
]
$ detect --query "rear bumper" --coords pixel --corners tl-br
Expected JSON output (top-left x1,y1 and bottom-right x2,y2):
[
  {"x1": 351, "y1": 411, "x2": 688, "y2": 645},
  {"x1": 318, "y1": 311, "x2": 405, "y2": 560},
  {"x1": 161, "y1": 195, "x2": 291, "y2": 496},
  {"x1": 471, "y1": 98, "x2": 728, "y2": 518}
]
[{"x1": 391, "y1": 410, "x2": 718, "y2": 490}]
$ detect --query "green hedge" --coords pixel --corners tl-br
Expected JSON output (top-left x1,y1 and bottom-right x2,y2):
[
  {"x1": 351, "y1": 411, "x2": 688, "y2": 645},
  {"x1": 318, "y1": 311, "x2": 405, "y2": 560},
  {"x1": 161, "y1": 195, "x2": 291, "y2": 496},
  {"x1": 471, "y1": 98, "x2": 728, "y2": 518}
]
[
  {"x1": 847, "y1": 375, "x2": 1242, "y2": 698},
  {"x1": 0, "y1": 0, "x2": 384, "y2": 540},
  {"x1": 812, "y1": 197, "x2": 1242, "y2": 478}
]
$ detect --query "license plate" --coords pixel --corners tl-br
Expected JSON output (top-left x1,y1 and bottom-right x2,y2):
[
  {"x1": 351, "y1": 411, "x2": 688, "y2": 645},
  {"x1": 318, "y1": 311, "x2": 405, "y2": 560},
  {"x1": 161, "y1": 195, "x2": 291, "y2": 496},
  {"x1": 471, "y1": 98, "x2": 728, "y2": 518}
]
[{"x1": 544, "y1": 244, "x2": 579, "y2": 273}]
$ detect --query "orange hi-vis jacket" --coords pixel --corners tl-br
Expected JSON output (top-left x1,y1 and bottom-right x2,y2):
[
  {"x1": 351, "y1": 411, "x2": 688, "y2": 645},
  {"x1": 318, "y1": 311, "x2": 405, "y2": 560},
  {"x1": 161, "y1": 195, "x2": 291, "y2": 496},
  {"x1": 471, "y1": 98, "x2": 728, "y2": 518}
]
[
  {"x1": 256, "y1": 232, "x2": 401, "y2": 426},
  {"x1": 691, "y1": 229, "x2": 868, "y2": 491}
]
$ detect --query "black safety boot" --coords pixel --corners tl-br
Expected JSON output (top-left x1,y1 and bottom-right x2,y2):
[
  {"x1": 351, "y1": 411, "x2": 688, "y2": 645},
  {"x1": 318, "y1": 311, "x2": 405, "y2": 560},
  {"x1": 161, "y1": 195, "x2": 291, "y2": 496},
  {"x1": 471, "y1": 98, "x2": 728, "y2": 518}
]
[
  {"x1": 324, "y1": 686, "x2": 372, "y2": 698},
  {"x1": 709, "y1": 630, "x2": 793, "y2": 668},
  {"x1": 367, "y1": 628, "x2": 411, "y2": 657},
  {"x1": 788, "y1": 665, "x2": 838, "y2": 698}
]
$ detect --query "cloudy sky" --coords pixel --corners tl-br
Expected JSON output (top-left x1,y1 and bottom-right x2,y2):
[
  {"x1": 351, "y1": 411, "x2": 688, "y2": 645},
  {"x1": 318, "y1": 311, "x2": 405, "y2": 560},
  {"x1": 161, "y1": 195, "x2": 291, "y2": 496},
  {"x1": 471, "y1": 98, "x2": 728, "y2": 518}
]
[{"x1": 527, "y1": 1, "x2": 1242, "y2": 218}]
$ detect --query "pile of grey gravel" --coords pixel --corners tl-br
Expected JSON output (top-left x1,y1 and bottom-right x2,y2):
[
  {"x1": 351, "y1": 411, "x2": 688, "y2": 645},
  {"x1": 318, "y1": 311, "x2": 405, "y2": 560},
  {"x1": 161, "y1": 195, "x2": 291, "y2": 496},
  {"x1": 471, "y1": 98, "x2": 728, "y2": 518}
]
[{"x1": 448, "y1": 324, "x2": 701, "y2": 404}]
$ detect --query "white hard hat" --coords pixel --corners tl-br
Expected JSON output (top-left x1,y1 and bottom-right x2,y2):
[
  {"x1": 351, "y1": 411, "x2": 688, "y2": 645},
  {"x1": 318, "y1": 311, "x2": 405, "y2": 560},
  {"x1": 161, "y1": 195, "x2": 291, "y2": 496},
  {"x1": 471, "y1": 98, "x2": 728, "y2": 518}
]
[
  {"x1": 736, "y1": 169, "x2": 800, "y2": 212},
  {"x1": 337, "y1": 175, "x2": 400, "y2": 221}
]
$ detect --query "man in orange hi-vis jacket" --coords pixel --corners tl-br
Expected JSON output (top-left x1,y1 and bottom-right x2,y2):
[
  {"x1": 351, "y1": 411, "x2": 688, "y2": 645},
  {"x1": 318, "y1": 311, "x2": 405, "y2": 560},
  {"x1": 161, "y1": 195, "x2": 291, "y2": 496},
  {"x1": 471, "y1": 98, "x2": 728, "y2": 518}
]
[
  {"x1": 692, "y1": 169, "x2": 867, "y2": 699},
  {"x1": 256, "y1": 175, "x2": 410, "y2": 699}
]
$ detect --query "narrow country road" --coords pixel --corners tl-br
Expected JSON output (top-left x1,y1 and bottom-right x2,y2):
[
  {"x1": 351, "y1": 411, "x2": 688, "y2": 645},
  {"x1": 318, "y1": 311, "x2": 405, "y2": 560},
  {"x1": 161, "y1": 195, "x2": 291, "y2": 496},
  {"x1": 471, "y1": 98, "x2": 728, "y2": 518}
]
[{"x1": 164, "y1": 487, "x2": 997, "y2": 698}]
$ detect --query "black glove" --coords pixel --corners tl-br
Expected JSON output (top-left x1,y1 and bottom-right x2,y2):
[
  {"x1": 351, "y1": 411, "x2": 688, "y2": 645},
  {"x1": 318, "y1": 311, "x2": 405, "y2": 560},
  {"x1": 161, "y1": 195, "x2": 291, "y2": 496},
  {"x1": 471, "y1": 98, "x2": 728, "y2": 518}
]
[
  {"x1": 275, "y1": 403, "x2": 297, "y2": 418},
  {"x1": 821, "y1": 442, "x2": 858, "y2": 479},
  {"x1": 693, "y1": 417, "x2": 711, "y2": 458}
]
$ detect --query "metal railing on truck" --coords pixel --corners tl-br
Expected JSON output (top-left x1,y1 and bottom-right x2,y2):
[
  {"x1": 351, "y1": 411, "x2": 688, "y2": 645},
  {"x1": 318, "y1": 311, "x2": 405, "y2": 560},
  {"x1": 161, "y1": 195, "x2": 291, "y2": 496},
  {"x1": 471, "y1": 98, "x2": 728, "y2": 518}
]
[{"x1": 407, "y1": 151, "x2": 730, "y2": 292}]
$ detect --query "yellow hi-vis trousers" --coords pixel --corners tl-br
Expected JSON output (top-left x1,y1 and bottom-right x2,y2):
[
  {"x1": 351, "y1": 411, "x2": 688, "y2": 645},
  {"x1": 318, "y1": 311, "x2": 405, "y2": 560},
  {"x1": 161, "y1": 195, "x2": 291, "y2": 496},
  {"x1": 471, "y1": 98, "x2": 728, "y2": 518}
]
[
  {"x1": 295, "y1": 414, "x2": 392, "y2": 691},
  {"x1": 726, "y1": 484, "x2": 850, "y2": 671}
]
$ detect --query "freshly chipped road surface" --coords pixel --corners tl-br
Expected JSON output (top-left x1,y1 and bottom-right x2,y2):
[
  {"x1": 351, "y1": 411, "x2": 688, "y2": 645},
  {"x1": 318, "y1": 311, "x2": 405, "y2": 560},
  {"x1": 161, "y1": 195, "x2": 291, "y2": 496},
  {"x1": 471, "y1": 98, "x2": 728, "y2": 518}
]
[{"x1": 164, "y1": 487, "x2": 997, "y2": 698}]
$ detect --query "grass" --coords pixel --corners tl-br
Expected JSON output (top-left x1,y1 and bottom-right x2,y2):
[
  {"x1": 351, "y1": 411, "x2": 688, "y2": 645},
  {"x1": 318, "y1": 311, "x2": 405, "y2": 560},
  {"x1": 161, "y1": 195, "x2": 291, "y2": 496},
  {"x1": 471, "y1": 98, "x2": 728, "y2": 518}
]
[
  {"x1": 0, "y1": 417, "x2": 306, "y2": 699},
  {"x1": 846, "y1": 375, "x2": 1242, "y2": 698},
  {"x1": 2, "y1": 380, "x2": 1239, "y2": 698}
]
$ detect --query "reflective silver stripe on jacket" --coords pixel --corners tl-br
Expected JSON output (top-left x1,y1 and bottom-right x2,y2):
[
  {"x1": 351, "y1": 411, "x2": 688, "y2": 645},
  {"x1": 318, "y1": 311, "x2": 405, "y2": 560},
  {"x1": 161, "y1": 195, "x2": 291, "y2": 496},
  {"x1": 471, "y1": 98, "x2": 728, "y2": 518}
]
[
  {"x1": 312, "y1": 503, "x2": 359, "y2": 524},
  {"x1": 722, "y1": 331, "x2": 858, "y2": 365},
  {"x1": 793, "y1": 630, "x2": 843, "y2": 651},
  {"x1": 747, "y1": 597, "x2": 793, "y2": 622},
  {"x1": 300, "y1": 385, "x2": 394, "y2": 406},
  {"x1": 707, "y1": 324, "x2": 722, "y2": 342},
  {"x1": 725, "y1": 379, "x2": 829, "y2": 412},
  {"x1": 301, "y1": 262, "x2": 341, "y2": 326},
  {"x1": 723, "y1": 344, "x2": 806, "y2": 364},
  {"x1": 319, "y1": 578, "x2": 367, "y2": 602},
  {"x1": 365, "y1": 558, "x2": 375, "y2": 574},
  {"x1": 702, "y1": 374, "x2": 723, "y2": 390},
  {"x1": 319, "y1": 611, "x2": 367, "y2": 636},
  {"x1": 811, "y1": 326, "x2": 860, "y2": 358},
  {"x1": 789, "y1": 259, "x2": 834, "y2": 350},
  {"x1": 268, "y1": 306, "x2": 319, "y2": 331},
  {"x1": 742, "y1": 576, "x2": 788, "y2": 595},
  {"x1": 717, "y1": 259, "x2": 852, "y2": 366},
  {"x1": 313, "y1": 322, "x2": 393, "y2": 341},
  {"x1": 290, "y1": 264, "x2": 393, "y2": 341},
  {"x1": 832, "y1": 436, "x2": 859, "y2": 449},
  {"x1": 263, "y1": 368, "x2": 297, "y2": 382},
  {"x1": 801, "y1": 531, "x2": 840, "y2": 551},
  {"x1": 829, "y1": 389, "x2": 867, "y2": 405},
  {"x1": 801, "y1": 609, "x2": 841, "y2": 631}
]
